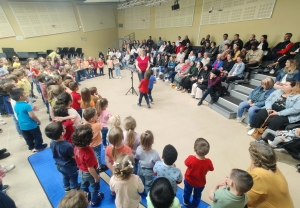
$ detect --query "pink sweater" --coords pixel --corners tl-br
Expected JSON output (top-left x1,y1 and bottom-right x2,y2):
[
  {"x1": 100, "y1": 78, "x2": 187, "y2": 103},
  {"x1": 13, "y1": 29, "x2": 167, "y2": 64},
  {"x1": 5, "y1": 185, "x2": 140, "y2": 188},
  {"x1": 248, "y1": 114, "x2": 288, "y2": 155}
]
[{"x1": 98, "y1": 109, "x2": 111, "y2": 128}]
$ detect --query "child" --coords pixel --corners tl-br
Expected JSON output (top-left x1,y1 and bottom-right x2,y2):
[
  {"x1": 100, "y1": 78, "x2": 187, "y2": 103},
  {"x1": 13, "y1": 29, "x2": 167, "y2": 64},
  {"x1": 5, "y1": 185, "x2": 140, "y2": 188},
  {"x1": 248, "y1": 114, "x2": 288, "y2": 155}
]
[
  {"x1": 12, "y1": 56, "x2": 20, "y2": 69},
  {"x1": 107, "y1": 55, "x2": 114, "y2": 79},
  {"x1": 80, "y1": 88, "x2": 95, "y2": 121},
  {"x1": 69, "y1": 82, "x2": 82, "y2": 117},
  {"x1": 259, "y1": 128, "x2": 300, "y2": 148},
  {"x1": 72, "y1": 125, "x2": 104, "y2": 207},
  {"x1": 83, "y1": 108, "x2": 108, "y2": 172},
  {"x1": 89, "y1": 87, "x2": 102, "y2": 104},
  {"x1": 10, "y1": 88, "x2": 47, "y2": 152},
  {"x1": 98, "y1": 58, "x2": 104, "y2": 76},
  {"x1": 138, "y1": 70, "x2": 151, "y2": 108},
  {"x1": 183, "y1": 138, "x2": 214, "y2": 207},
  {"x1": 105, "y1": 127, "x2": 132, "y2": 173},
  {"x1": 93, "y1": 58, "x2": 98, "y2": 76},
  {"x1": 71, "y1": 62, "x2": 80, "y2": 83},
  {"x1": 58, "y1": 190, "x2": 88, "y2": 208},
  {"x1": 135, "y1": 130, "x2": 160, "y2": 193},
  {"x1": 47, "y1": 85, "x2": 64, "y2": 120},
  {"x1": 107, "y1": 115, "x2": 121, "y2": 145},
  {"x1": 88, "y1": 62, "x2": 95, "y2": 78},
  {"x1": 45, "y1": 122, "x2": 78, "y2": 191},
  {"x1": 153, "y1": 144, "x2": 183, "y2": 194},
  {"x1": 53, "y1": 105, "x2": 74, "y2": 144},
  {"x1": 96, "y1": 98, "x2": 111, "y2": 148},
  {"x1": 146, "y1": 177, "x2": 181, "y2": 208},
  {"x1": 109, "y1": 154, "x2": 144, "y2": 208},
  {"x1": 36, "y1": 74, "x2": 50, "y2": 120},
  {"x1": 209, "y1": 169, "x2": 253, "y2": 208},
  {"x1": 148, "y1": 70, "x2": 156, "y2": 104},
  {"x1": 112, "y1": 56, "x2": 121, "y2": 79}
]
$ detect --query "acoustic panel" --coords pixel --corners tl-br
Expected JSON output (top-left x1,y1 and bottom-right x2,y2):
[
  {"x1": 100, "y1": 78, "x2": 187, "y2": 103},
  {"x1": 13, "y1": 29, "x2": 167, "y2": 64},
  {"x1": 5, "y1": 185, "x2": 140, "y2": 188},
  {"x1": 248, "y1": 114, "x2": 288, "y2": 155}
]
[
  {"x1": 0, "y1": 5, "x2": 15, "y2": 38},
  {"x1": 9, "y1": 2, "x2": 78, "y2": 38},
  {"x1": 200, "y1": 0, "x2": 276, "y2": 25},
  {"x1": 155, "y1": 0, "x2": 196, "y2": 28},
  {"x1": 77, "y1": 4, "x2": 116, "y2": 32},
  {"x1": 125, "y1": 5, "x2": 150, "y2": 30}
]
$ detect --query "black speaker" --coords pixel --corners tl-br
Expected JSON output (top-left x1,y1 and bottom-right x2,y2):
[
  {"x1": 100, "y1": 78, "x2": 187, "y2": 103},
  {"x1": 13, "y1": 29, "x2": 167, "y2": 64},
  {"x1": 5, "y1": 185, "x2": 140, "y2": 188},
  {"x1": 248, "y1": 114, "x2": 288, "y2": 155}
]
[{"x1": 171, "y1": 4, "x2": 180, "y2": 10}]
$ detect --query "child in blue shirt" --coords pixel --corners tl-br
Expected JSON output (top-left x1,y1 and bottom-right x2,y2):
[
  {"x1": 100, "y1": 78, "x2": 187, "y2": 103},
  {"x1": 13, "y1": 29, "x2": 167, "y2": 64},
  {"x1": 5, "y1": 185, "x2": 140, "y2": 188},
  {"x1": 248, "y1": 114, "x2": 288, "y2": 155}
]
[
  {"x1": 10, "y1": 88, "x2": 47, "y2": 152},
  {"x1": 45, "y1": 122, "x2": 78, "y2": 191},
  {"x1": 148, "y1": 70, "x2": 156, "y2": 104}
]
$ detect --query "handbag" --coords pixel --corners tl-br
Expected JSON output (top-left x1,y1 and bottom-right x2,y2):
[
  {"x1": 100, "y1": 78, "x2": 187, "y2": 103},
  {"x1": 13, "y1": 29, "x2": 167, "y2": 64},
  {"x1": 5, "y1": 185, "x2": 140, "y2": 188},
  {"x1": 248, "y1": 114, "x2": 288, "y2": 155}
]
[{"x1": 251, "y1": 115, "x2": 270, "y2": 139}]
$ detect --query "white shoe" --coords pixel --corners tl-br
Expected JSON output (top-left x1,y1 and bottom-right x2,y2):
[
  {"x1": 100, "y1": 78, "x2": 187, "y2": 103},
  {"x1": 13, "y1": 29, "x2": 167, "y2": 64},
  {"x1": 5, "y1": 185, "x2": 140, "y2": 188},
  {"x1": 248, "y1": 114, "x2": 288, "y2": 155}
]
[
  {"x1": 236, "y1": 117, "x2": 243, "y2": 123},
  {"x1": 119, "y1": 77, "x2": 121, "y2": 79},
  {"x1": 165, "y1": 79, "x2": 169, "y2": 82},
  {"x1": 269, "y1": 69, "x2": 275, "y2": 74},
  {"x1": 169, "y1": 83, "x2": 173, "y2": 86},
  {"x1": 2, "y1": 165, "x2": 15, "y2": 173},
  {"x1": 157, "y1": 77, "x2": 161, "y2": 80},
  {"x1": 247, "y1": 128, "x2": 255, "y2": 135},
  {"x1": 246, "y1": 124, "x2": 252, "y2": 129}
]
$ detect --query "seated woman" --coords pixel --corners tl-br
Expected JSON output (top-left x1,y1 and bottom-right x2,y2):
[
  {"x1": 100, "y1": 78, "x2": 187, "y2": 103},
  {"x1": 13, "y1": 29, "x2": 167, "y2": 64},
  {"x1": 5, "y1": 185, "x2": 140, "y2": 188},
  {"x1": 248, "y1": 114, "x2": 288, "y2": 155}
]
[
  {"x1": 181, "y1": 61, "x2": 199, "y2": 93},
  {"x1": 208, "y1": 41, "x2": 218, "y2": 62},
  {"x1": 164, "y1": 56, "x2": 176, "y2": 82},
  {"x1": 195, "y1": 52, "x2": 203, "y2": 63},
  {"x1": 191, "y1": 63, "x2": 211, "y2": 99},
  {"x1": 201, "y1": 52, "x2": 210, "y2": 66},
  {"x1": 248, "y1": 79, "x2": 300, "y2": 133},
  {"x1": 232, "y1": 43, "x2": 241, "y2": 61},
  {"x1": 246, "y1": 141, "x2": 294, "y2": 208},
  {"x1": 188, "y1": 51, "x2": 196, "y2": 62},
  {"x1": 222, "y1": 55, "x2": 245, "y2": 83},
  {"x1": 162, "y1": 41, "x2": 172, "y2": 56},
  {"x1": 219, "y1": 53, "x2": 235, "y2": 78},
  {"x1": 122, "y1": 51, "x2": 130, "y2": 67},
  {"x1": 174, "y1": 60, "x2": 191, "y2": 89},
  {"x1": 197, "y1": 69, "x2": 221, "y2": 106},
  {"x1": 274, "y1": 59, "x2": 299, "y2": 89},
  {"x1": 158, "y1": 41, "x2": 166, "y2": 54},
  {"x1": 151, "y1": 54, "x2": 163, "y2": 77},
  {"x1": 220, "y1": 43, "x2": 231, "y2": 61},
  {"x1": 148, "y1": 53, "x2": 156, "y2": 68},
  {"x1": 236, "y1": 77, "x2": 275, "y2": 128},
  {"x1": 212, "y1": 54, "x2": 223, "y2": 70},
  {"x1": 157, "y1": 55, "x2": 169, "y2": 80},
  {"x1": 169, "y1": 59, "x2": 184, "y2": 85}
]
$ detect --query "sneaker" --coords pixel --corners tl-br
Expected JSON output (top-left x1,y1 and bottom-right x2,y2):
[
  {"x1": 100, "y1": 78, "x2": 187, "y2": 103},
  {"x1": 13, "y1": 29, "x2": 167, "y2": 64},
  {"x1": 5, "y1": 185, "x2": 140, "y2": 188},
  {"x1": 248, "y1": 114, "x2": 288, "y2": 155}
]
[
  {"x1": 137, "y1": 103, "x2": 141, "y2": 107},
  {"x1": 151, "y1": 101, "x2": 154, "y2": 104},
  {"x1": 33, "y1": 106, "x2": 39, "y2": 111},
  {"x1": 111, "y1": 191, "x2": 116, "y2": 196},
  {"x1": 236, "y1": 117, "x2": 243, "y2": 123},
  {"x1": 2, "y1": 165, "x2": 15, "y2": 173},
  {"x1": 98, "y1": 165, "x2": 108, "y2": 173},
  {"x1": 165, "y1": 79, "x2": 169, "y2": 82},
  {"x1": 0, "y1": 152, "x2": 10, "y2": 160},
  {"x1": 269, "y1": 69, "x2": 275, "y2": 74},
  {"x1": 263, "y1": 68, "x2": 269, "y2": 73},
  {"x1": 89, "y1": 192, "x2": 104, "y2": 207},
  {"x1": 2, "y1": 185, "x2": 9, "y2": 192},
  {"x1": 246, "y1": 124, "x2": 252, "y2": 129},
  {"x1": 169, "y1": 83, "x2": 173, "y2": 86},
  {"x1": 197, "y1": 101, "x2": 203, "y2": 106},
  {"x1": 116, "y1": 77, "x2": 119, "y2": 79},
  {"x1": 147, "y1": 105, "x2": 151, "y2": 108},
  {"x1": 0, "y1": 148, "x2": 7, "y2": 154},
  {"x1": 65, "y1": 187, "x2": 71, "y2": 192},
  {"x1": 157, "y1": 77, "x2": 160, "y2": 80},
  {"x1": 247, "y1": 128, "x2": 255, "y2": 135},
  {"x1": 32, "y1": 144, "x2": 48, "y2": 153},
  {"x1": 274, "y1": 148, "x2": 288, "y2": 153}
]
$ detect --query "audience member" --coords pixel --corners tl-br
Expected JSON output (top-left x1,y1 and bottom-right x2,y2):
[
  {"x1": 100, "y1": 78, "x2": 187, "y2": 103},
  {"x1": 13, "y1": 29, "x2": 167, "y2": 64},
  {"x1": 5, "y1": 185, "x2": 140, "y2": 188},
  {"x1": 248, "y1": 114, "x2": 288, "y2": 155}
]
[
  {"x1": 274, "y1": 59, "x2": 299, "y2": 89},
  {"x1": 232, "y1": 43, "x2": 241, "y2": 61},
  {"x1": 289, "y1": 41, "x2": 300, "y2": 69},
  {"x1": 243, "y1": 34, "x2": 258, "y2": 51},
  {"x1": 147, "y1": 36, "x2": 154, "y2": 48},
  {"x1": 169, "y1": 59, "x2": 184, "y2": 84},
  {"x1": 175, "y1": 36, "x2": 181, "y2": 47},
  {"x1": 219, "y1": 34, "x2": 231, "y2": 53},
  {"x1": 257, "y1": 35, "x2": 269, "y2": 51},
  {"x1": 208, "y1": 42, "x2": 218, "y2": 62},
  {"x1": 230, "y1": 34, "x2": 244, "y2": 50},
  {"x1": 187, "y1": 51, "x2": 196, "y2": 62},
  {"x1": 243, "y1": 42, "x2": 264, "y2": 81},
  {"x1": 220, "y1": 53, "x2": 235, "y2": 75},
  {"x1": 200, "y1": 34, "x2": 211, "y2": 48},
  {"x1": 191, "y1": 63, "x2": 211, "y2": 99},
  {"x1": 174, "y1": 60, "x2": 191, "y2": 89},
  {"x1": 201, "y1": 52, "x2": 210, "y2": 66},
  {"x1": 195, "y1": 52, "x2": 203, "y2": 63},
  {"x1": 182, "y1": 35, "x2": 191, "y2": 46},
  {"x1": 175, "y1": 48, "x2": 185, "y2": 63},
  {"x1": 212, "y1": 54, "x2": 223, "y2": 70},
  {"x1": 175, "y1": 42, "x2": 184, "y2": 54},
  {"x1": 222, "y1": 55, "x2": 245, "y2": 84},
  {"x1": 156, "y1": 37, "x2": 163, "y2": 50},
  {"x1": 180, "y1": 61, "x2": 198, "y2": 93}
]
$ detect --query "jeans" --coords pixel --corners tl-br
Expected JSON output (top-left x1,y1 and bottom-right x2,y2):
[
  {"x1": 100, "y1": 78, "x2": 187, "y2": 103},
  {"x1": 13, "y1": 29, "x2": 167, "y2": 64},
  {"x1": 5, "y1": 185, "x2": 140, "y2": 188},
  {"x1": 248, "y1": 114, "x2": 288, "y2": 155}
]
[
  {"x1": 237, "y1": 101, "x2": 260, "y2": 124},
  {"x1": 115, "y1": 66, "x2": 121, "y2": 77},
  {"x1": 134, "y1": 158, "x2": 139, "y2": 175},
  {"x1": 88, "y1": 68, "x2": 94, "y2": 77},
  {"x1": 92, "y1": 145, "x2": 102, "y2": 167},
  {"x1": 0, "y1": 95, "x2": 7, "y2": 115},
  {"x1": 9, "y1": 113, "x2": 22, "y2": 135},
  {"x1": 168, "y1": 71, "x2": 177, "y2": 83},
  {"x1": 183, "y1": 180, "x2": 205, "y2": 207},
  {"x1": 101, "y1": 127, "x2": 108, "y2": 147},
  {"x1": 137, "y1": 167, "x2": 154, "y2": 193},
  {"x1": 74, "y1": 71, "x2": 80, "y2": 83},
  {"x1": 32, "y1": 78, "x2": 41, "y2": 94},
  {"x1": 21, "y1": 126, "x2": 44, "y2": 150},
  {"x1": 56, "y1": 164, "x2": 78, "y2": 190},
  {"x1": 79, "y1": 170, "x2": 100, "y2": 204},
  {"x1": 76, "y1": 108, "x2": 82, "y2": 118},
  {"x1": 148, "y1": 88, "x2": 153, "y2": 102},
  {"x1": 138, "y1": 92, "x2": 150, "y2": 106},
  {"x1": 138, "y1": 71, "x2": 146, "y2": 81}
]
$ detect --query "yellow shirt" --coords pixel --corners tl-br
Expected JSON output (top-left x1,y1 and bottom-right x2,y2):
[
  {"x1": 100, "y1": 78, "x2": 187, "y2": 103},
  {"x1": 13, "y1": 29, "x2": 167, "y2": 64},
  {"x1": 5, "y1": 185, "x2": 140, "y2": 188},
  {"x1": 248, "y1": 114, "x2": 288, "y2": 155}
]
[
  {"x1": 48, "y1": 52, "x2": 57, "y2": 59},
  {"x1": 13, "y1": 62, "x2": 20, "y2": 68},
  {"x1": 83, "y1": 61, "x2": 89, "y2": 68},
  {"x1": 232, "y1": 50, "x2": 240, "y2": 61},
  {"x1": 22, "y1": 78, "x2": 31, "y2": 95},
  {"x1": 246, "y1": 163, "x2": 294, "y2": 208}
]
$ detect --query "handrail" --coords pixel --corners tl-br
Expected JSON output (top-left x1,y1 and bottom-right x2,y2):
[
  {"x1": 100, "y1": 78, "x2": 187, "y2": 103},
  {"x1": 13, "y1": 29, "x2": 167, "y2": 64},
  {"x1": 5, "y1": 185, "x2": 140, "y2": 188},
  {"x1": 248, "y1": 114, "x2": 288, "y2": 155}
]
[{"x1": 106, "y1": 32, "x2": 135, "y2": 53}]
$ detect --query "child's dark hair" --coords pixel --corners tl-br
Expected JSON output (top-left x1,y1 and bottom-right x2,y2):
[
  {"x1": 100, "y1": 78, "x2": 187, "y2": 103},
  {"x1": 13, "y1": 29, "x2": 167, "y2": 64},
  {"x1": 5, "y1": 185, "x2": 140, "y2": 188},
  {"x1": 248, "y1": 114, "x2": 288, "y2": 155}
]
[
  {"x1": 58, "y1": 190, "x2": 88, "y2": 208},
  {"x1": 3, "y1": 83, "x2": 17, "y2": 93},
  {"x1": 36, "y1": 73, "x2": 46, "y2": 83},
  {"x1": 60, "y1": 72, "x2": 67, "y2": 81},
  {"x1": 95, "y1": 98, "x2": 108, "y2": 116},
  {"x1": 7, "y1": 67, "x2": 14, "y2": 73},
  {"x1": 230, "y1": 169, "x2": 254, "y2": 194},
  {"x1": 10, "y1": 88, "x2": 24, "y2": 101},
  {"x1": 56, "y1": 92, "x2": 72, "y2": 107},
  {"x1": 149, "y1": 177, "x2": 175, "y2": 208},
  {"x1": 108, "y1": 127, "x2": 124, "y2": 161},
  {"x1": 69, "y1": 82, "x2": 78, "y2": 91},
  {"x1": 81, "y1": 88, "x2": 91, "y2": 108},
  {"x1": 45, "y1": 122, "x2": 64, "y2": 141},
  {"x1": 162, "y1": 144, "x2": 178, "y2": 165},
  {"x1": 72, "y1": 125, "x2": 93, "y2": 147},
  {"x1": 83, "y1": 107, "x2": 96, "y2": 121},
  {"x1": 89, "y1": 87, "x2": 97, "y2": 95},
  {"x1": 113, "y1": 154, "x2": 134, "y2": 180},
  {"x1": 144, "y1": 70, "x2": 151, "y2": 79},
  {"x1": 194, "y1": 138, "x2": 210, "y2": 156},
  {"x1": 53, "y1": 105, "x2": 69, "y2": 117},
  {"x1": 140, "y1": 130, "x2": 154, "y2": 150}
]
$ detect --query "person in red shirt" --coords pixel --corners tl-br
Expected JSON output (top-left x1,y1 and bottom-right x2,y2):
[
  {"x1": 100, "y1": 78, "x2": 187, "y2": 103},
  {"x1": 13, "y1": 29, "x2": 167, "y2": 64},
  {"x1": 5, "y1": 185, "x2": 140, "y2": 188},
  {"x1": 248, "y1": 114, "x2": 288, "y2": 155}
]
[
  {"x1": 93, "y1": 58, "x2": 98, "y2": 76},
  {"x1": 183, "y1": 138, "x2": 214, "y2": 207},
  {"x1": 137, "y1": 70, "x2": 151, "y2": 108},
  {"x1": 69, "y1": 82, "x2": 82, "y2": 117},
  {"x1": 72, "y1": 125, "x2": 104, "y2": 206},
  {"x1": 53, "y1": 105, "x2": 74, "y2": 144},
  {"x1": 98, "y1": 58, "x2": 104, "y2": 76},
  {"x1": 175, "y1": 42, "x2": 185, "y2": 54},
  {"x1": 136, "y1": 50, "x2": 149, "y2": 81}
]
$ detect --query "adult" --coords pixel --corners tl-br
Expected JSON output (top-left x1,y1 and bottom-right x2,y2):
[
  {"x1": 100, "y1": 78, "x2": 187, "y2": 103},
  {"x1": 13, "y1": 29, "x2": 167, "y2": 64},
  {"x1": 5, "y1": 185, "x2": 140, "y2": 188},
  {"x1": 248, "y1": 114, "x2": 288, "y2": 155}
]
[
  {"x1": 246, "y1": 141, "x2": 294, "y2": 208},
  {"x1": 181, "y1": 62, "x2": 198, "y2": 93},
  {"x1": 181, "y1": 35, "x2": 191, "y2": 46},
  {"x1": 288, "y1": 41, "x2": 300, "y2": 69},
  {"x1": 133, "y1": 40, "x2": 138, "y2": 49},
  {"x1": 175, "y1": 36, "x2": 181, "y2": 47},
  {"x1": 197, "y1": 69, "x2": 221, "y2": 106},
  {"x1": 136, "y1": 50, "x2": 149, "y2": 81},
  {"x1": 195, "y1": 52, "x2": 203, "y2": 63},
  {"x1": 151, "y1": 54, "x2": 163, "y2": 78},
  {"x1": 220, "y1": 43, "x2": 231, "y2": 61},
  {"x1": 163, "y1": 41, "x2": 172, "y2": 56},
  {"x1": 190, "y1": 63, "x2": 211, "y2": 99},
  {"x1": 200, "y1": 34, "x2": 211, "y2": 48},
  {"x1": 208, "y1": 42, "x2": 218, "y2": 62},
  {"x1": 248, "y1": 80, "x2": 300, "y2": 132},
  {"x1": 175, "y1": 42, "x2": 184, "y2": 54},
  {"x1": 230, "y1": 34, "x2": 243, "y2": 50},
  {"x1": 122, "y1": 40, "x2": 127, "y2": 52},
  {"x1": 158, "y1": 41, "x2": 166, "y2": 54},
  {"x1": 204, "y1": 42, "x2": 211, "y2": 53},
  {"x1": 184, "y1": 43, "x2": 192, "y2": 58},
  {"x1": 164, "y1": 56, "x2": 176, "y2": 82},
  {"x1": 219, "y1": 53, "x2": 235, "y2": 73},
  {"x1": 148, "y1": 53, "x2": 156, "y2": 68},
  {"x1": 257, "y1": 35, "x2": 269, "y2": 51},
  {"x1": 201, "y1": 52, "x2": 210, "y2": 66},
  {"x1": 232, "y1": 43, "x2": 241, "y2": 61},
  {"x1": 122, "y1": 51, "x2": 130, "y2": 67},
  {"x1": 222, "y1": 55, "x2": 245, "y2": 83},
  {"x1": 170, "y1": 42, "x2": 176, "y2": 55},
  {"x1": 243, "y1": 34, "x2": 258, "y2": 51},
  {"x1": 236, "y1": 78, "x2": 275, "y2": 128},
  {"x1": 174, "y1": 60, "x2": 191, "y2": 89},
  {"x1": 211, "y1": 54, "x2": 223, "y2": 70},
  {"x1": 150, "y1": 47, "x2": 157, "y2": 57},
  {"x1": 219, "y1": 34, "x2": 231, "y2": 53},
  {"x1": 156, "y1": 37, "x2": 164, "y2": 50},
  {"x1": 175, "y1": 48, "x2": 185, "y2": 63},
  {"x1": 187, "y1": 51, "x2": 196, "y2": 62},
  {"x1": 169, "y1": 59, "x2": 184, "y2": 84},
  {"x1": 274, "y1": 59, "x2": 299, "y2": 89}
]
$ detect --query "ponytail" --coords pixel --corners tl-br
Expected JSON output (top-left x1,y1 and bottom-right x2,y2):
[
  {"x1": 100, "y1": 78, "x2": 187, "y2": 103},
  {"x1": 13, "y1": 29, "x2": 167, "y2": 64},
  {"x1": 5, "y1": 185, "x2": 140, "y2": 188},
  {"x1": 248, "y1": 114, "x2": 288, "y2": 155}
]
[
  {"x1": 123, "y1": 116, "x2": 137, "y2": 149},
  {"x1": 96, "y1": 98, "x2": 108, "y2": 117}
]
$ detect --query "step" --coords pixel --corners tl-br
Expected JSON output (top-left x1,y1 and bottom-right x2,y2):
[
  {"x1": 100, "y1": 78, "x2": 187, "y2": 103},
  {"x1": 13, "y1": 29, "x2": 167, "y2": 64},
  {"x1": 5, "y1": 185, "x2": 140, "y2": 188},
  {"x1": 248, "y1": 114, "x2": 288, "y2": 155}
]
[
  {"x1": 230, "y1": 90, "x2": 248, "y2": 101},
  {"x1": 234, "y1": 84, "x2": 257, "y2": 94},
  {"x1": 253, "y1": 73, "x2": 276, "y2": 81},
  {"x1": 217, "y1": 96, "x2": 241, "y2": 112},
  {"x1": 250, "y1": 79, "x2": 261, "y2": 86},
  {"x1": 210, "y1": 102, "x2": 237, "y2": 119}
]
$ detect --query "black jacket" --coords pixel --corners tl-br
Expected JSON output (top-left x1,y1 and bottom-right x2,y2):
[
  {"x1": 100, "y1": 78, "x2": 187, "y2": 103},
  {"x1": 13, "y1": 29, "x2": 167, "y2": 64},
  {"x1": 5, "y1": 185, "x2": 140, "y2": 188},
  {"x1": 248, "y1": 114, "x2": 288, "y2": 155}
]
[
  {"x1": 182, "y1": 38, "x2": 190, "y2": 46},
  {"x1": 259, "y1": 42, "x2": 269, "y2": 51},
  {"x1": 155, "y1": 58, "x2": 163, "y2": 67},
  {"x1": 244, "y1": 40, "x2": 258, "y2": 50},
  {"x1": 222, "y1": 60, "x2": 235, "y2": 72},
  {"x1": 230, "y1": 39, "x2": 244, "y2": 50},
  {"x1": 197, "y1": 68, "x2": 211, "y2": 90},
  {"x1": 208, "y1": 47, "x2": 218, "y2": 60},
  {"x1": 147, "y1": 39, "x2": 154, "y2": 47}
]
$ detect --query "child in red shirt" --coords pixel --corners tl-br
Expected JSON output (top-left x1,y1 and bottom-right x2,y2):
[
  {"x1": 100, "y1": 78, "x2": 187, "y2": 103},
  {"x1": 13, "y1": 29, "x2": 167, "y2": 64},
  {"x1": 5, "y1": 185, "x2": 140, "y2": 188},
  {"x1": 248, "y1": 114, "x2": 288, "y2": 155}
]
[
  {"x1": 73, "y1": 125, "x2": 104, "y2": 206},
  {"x1": 69, "y1": 82, "x2": 82, "y2": 118},
  {"x1": 98, "y1": 58, "x2": 104, "y2": 76},
  {"x1": 137, "y1": 70, "x2": 151, "y2": 108},
  {"x1": 183, "y1": 138, "x2": 214, "y2": 207},
  {"x1": 93, "y1": 58, "x2": 98, "y2": 76}
]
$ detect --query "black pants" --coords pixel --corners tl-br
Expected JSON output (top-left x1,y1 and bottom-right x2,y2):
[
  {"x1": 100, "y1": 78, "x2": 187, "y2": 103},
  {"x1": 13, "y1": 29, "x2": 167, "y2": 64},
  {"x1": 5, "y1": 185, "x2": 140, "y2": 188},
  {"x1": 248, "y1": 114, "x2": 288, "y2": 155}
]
[
  {"x1": 221, "y1": 76, "x2": 242, "y2": 84},
  {"x1": 250, "y1": 109, "x2": 290, "y2": 131},
  {"x1": 182, "y1": 78, "x2": 192, "y2": 90},
  {"x1": 30, "y1": 82, "x2": 35, "y2": 97},
  {"x1": 108, "y1": 68, "x2": 114, "y2": 78},
  {"x1": 99, "y1": 68, "x2": 104, "y2": 75},
  {"x1": 93, "y1": 68, "x2": 97, "y2": 75},
  {"x1": 138, "y1": 92, "x2": 150, "y2": 105},
  {"x1": 148, "y1": 89, "x2": 153, "y2": 102},
  {"x1": 244, "y1": 63, "x2": 258, "y2": 80},
  {"x1": 200, "y1": 86, "x2": 218, "y2": 102}
]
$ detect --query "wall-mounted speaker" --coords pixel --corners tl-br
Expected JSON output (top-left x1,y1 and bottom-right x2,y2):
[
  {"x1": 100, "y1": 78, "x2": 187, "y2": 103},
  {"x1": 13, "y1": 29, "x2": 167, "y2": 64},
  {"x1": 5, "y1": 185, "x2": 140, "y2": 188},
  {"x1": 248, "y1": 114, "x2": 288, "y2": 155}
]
[{"x1": 171, "y1": 4, "x2": 180, "y2": 10}]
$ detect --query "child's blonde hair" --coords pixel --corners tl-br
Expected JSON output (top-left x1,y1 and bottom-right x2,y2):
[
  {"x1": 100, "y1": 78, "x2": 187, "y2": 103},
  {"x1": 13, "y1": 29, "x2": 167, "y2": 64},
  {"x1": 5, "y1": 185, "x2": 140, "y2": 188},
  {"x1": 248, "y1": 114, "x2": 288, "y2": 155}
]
[
  {"x1": 124, "y1": 116, "x2": 137, "y2": 149},
  {"x1": 108, "y1": 115, "x2": 121, "y2": 129},
  {"x1": 95, "y1": 98, "x2": 108, "y2": 117},
  {"x1": 108, "y1": 127, "x2": 124, "y2": 161},
  {"x1": 113, "y1": 153, "x2": 134, "y2": 180},
  {"x1": 140, "y1": 130, "x2": 154, "y2": 150},
  {"x1": 81, "y1": 88, "x2": 92, "y2": 108},
  {"x1": 47, "y1": 85, "x2": 64, "y2": 104}
]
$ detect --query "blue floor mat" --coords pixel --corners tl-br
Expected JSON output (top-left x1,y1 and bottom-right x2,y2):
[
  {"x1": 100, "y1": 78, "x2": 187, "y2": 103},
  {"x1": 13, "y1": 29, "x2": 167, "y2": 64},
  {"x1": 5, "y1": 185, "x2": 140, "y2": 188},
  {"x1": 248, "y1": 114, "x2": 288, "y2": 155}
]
[{"x1": 28, "y1": 147, "x2": 209, "y2": 208}]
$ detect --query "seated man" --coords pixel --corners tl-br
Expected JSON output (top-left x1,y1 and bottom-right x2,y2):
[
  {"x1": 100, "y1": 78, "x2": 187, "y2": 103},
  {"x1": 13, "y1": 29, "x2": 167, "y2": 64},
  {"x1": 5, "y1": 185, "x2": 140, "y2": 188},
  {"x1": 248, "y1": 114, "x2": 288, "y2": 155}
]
[
  {"x1": 176, "y1": 48, "x2": 185, "y2": 64},
  {"x1": 156, "y1": 37, "x2": 163, "y2": 50},
  {"x1": 230, "y1": 34, "x2": 243, "y2": 50},
  {"x1": 200, "y1": 34, "x2": 211, "y2": 49},
  {"x1": 219, "y1": 33, "x2": 231, "y2": 53},
  {"x1": 243, "y1": 42, "x2": 264, "y2": 81},
  {"x1": 181, "y1": 35, "x2": 191, "y2": 46},
  {"x1": 243, "y1": 34, "x2": 258, "y2": 52}
]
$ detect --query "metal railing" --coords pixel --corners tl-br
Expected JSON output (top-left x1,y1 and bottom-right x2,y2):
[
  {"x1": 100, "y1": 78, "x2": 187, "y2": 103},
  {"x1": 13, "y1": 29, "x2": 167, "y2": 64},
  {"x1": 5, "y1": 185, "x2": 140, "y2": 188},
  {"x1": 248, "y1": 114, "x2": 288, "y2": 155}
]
[{"x1": 106, "y1": 32, "x2": 135, "y2": 52}]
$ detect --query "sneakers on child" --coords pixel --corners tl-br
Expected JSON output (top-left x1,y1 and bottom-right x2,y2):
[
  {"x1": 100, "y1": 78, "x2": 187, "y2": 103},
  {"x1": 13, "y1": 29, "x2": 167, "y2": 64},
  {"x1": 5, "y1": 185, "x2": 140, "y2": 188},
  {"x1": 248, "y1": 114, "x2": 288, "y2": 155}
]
[
  {"x1": 2, "y1": 185, "x2": 9, "y2": 192},
  {"x1": 119, "y1": 77, "x2": 122, "y2": 79},
  {"x1": 137, "y1": 103, "x2": 141, "y2": 107},
  {"x1": 89, "y1": 192, "x2": 104, "y2": 207},
  {"x1": 147, "y1": 105, "x2": 151, "y2": 108},
  {"x1": 2, "y1": 165, "x2": 15, "y2": 173},
  {"x1": 165, "y1": 79, "x2": 169, "y2": 82},
  {"x1": 32, "y1": 143, "x2": 48, "y2": 153},
  {"x1": 111, "y1": 191, "x2": 116, "y2": 196},
  {"x1": 97, "y1": 165, "x2": 108, "y2": 173},
  {"x1": 151, "y1": 100, "x2": 154, "y2": 104}
]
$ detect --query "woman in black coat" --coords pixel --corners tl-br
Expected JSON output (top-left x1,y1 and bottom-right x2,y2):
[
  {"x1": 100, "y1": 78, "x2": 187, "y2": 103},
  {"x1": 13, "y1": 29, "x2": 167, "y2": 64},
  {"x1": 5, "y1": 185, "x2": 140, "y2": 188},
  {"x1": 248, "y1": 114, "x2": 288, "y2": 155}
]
[
  {"x1": 190, "y1": 63, "x2": 212, "y2": 99},
  {"x1": 182, "y1": 62, "x2": 202, "y2": 92}
]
